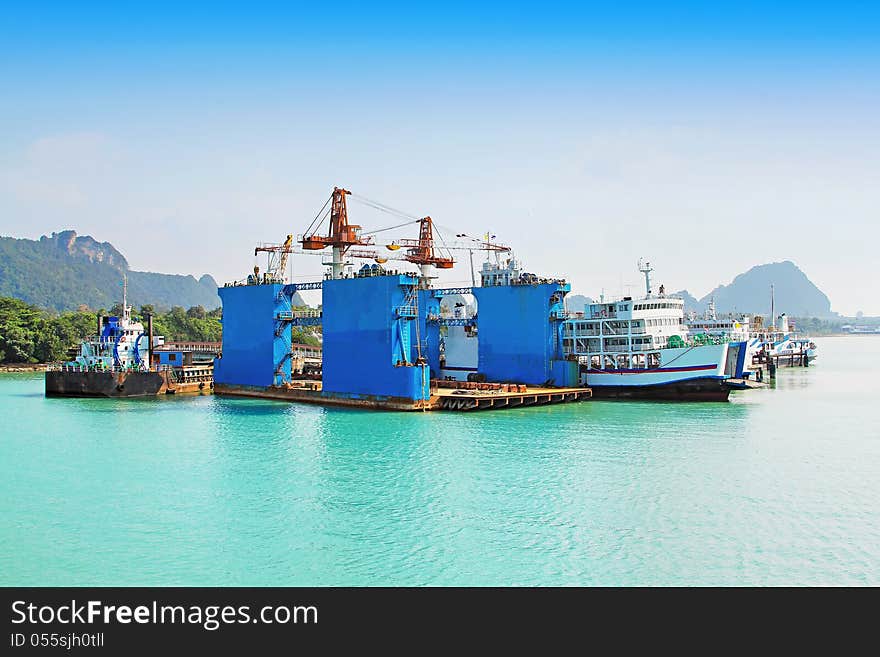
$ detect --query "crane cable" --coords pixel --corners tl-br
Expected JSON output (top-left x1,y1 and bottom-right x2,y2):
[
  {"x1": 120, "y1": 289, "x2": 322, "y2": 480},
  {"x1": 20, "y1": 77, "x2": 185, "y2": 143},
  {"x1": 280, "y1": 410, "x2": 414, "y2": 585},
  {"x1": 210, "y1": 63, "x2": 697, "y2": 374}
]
[
  {"x1": 350, "y1": 193, "x2": 421, "y2": 222},
  {"x1": 361, "y1": 218, "x2": 421, "y2": 236},
  {"x1": 434, "y1": 221, "x2": 504, "y2": 251},
  {"x1": 302, "y1": 194, "x2": 333, "y2": 238},
  {"x1": 432, "y1": 223, "x2": 454, "y2": 260}
]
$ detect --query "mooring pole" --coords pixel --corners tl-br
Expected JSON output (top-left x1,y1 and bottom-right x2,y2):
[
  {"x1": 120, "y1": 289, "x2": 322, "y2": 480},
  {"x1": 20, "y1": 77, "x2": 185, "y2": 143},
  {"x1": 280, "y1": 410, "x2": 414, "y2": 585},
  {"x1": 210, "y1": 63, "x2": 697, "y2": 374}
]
[{"x1": 147, "y1": 313, "x2": 154, "y2": 370}]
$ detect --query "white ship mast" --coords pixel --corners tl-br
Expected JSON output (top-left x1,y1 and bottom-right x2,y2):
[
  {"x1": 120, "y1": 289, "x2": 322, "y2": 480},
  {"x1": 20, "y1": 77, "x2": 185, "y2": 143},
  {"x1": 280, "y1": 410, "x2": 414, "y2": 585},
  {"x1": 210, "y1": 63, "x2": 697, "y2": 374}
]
[
  {"x1": 770, "y1": 283, "x2": 775, "y2": 331},
  {"x1": 122, "y1": 273, "x2": 132, "y2": 322},
  {"x1": 638, "y1": 258, "x2": 654, "y2": 298}
]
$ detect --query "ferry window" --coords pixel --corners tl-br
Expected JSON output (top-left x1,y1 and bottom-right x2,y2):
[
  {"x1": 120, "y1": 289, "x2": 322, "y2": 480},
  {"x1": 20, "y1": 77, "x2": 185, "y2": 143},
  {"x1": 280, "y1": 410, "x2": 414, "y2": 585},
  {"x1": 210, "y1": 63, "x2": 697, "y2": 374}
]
[
  {"x1": 617, "y1": 354, "x2": 629, "y2": 369},
  {"x1": 632, "y1": 353, "x2": 646, "y2": 369},
  {"x1": 590, "y1": 355, "x2": 600, "y2": 370},
  {"x1": 648, "y1": 352, "x2": 660, "y2": 368},
  {"x1": 603, "y1": 355, "x2": 616, "y2": 370}
]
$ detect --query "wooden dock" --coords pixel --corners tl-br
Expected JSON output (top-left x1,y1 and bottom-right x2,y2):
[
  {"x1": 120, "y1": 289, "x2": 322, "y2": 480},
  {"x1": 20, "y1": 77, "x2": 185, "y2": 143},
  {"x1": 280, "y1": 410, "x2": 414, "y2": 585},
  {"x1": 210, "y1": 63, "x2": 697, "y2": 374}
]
[{"x1": 432, "y1": 386, "x2": 591, "y2": 411}]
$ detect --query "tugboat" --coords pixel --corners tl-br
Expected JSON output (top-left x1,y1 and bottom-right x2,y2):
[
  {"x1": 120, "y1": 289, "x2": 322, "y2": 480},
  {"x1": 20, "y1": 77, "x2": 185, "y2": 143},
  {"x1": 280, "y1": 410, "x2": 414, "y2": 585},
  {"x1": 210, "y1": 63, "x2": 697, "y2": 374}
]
[
  {"x1": 562, "y1": 261, "x2": 751, "y2": 401},
  {"x1": 45, "y1": 277, "x2": 214, "y2": 397}
]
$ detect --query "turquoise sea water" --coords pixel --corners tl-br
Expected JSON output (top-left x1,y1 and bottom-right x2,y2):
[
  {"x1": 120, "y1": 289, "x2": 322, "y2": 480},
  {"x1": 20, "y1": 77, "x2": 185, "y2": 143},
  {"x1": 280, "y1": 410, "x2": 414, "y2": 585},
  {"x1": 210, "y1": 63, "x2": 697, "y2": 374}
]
[{"x1": 2, "y1": 336, "x2": 878, "y2": 586}]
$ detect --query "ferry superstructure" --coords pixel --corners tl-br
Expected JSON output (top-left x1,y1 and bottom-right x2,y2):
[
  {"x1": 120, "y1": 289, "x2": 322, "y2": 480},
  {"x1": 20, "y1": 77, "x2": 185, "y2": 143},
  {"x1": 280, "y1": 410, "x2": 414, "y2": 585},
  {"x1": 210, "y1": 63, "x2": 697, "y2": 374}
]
[
  {"x1": 69, "y1": 280, "x2": 158, "y2": 371},
  {"x1": 686, "y1": 298, "x2": 751, "y2": 342},
  {"x1": 562, "y1": 261, "x2": 749, "y2": 400}
]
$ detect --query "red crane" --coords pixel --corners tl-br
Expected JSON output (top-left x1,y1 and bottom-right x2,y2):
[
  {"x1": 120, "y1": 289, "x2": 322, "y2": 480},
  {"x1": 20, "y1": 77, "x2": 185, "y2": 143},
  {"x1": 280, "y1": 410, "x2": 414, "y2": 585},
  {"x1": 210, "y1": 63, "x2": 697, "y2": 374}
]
[
  {"x1": 397, "y1": 216, "x2": 455, "y2": 270},
  {"x1": 300, "y1": 187, "x2": 372, "y2": 278}
]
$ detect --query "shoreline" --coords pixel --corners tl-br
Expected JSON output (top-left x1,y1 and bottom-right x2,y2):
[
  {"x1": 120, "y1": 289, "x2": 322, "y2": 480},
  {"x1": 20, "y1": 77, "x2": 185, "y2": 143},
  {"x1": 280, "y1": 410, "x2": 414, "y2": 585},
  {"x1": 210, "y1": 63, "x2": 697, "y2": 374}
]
[{"x1": 0, "y1": 363, "x2": 48, "y2": 372}]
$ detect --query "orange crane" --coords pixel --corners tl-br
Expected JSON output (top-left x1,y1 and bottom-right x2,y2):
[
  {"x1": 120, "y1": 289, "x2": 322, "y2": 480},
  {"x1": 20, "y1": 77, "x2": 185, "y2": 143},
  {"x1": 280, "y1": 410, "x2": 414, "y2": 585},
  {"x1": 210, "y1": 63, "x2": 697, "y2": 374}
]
[
  {"x1": 347, "y1": 216, "x2": 454, "y2": 281},
  {"x1": 398, "y1": 216, "x2": 455, "y2": 275},
  {"x1": 300, "y1": 187, "x2": 372, "y2": 279},
  {"x1": 274, "y1": 187, "x2": 512, "y2": 285},
  {"x1": 351, "y1": 218, "x2": 512, "y2": 286}
]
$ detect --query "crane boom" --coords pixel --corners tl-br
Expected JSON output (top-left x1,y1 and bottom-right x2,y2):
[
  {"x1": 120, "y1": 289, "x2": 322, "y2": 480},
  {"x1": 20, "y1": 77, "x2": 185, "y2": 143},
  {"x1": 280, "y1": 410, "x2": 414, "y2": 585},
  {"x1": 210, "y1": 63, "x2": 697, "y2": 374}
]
[{"x1": 254, "y1": 234, "x2": 294, "y2": 283}]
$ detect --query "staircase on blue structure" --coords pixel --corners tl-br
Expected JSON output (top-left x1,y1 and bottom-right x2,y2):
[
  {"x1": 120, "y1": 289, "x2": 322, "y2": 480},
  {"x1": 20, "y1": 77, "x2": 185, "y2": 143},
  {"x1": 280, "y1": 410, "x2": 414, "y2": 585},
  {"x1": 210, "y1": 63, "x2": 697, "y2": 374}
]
[
  {"x1": 274, "y1": 287, "x2": 294, "y2": 383},
  {"x1": 395, "y1": 283, "x2": 421, "y2": 366}
]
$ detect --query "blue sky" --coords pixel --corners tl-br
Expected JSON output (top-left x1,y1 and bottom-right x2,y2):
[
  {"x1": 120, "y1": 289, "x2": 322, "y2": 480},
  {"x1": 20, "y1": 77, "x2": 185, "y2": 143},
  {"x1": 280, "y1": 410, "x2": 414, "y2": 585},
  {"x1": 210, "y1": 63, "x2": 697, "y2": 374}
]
[{"x1": 1, "y1": 2, "x2": 878, "y2": 314}]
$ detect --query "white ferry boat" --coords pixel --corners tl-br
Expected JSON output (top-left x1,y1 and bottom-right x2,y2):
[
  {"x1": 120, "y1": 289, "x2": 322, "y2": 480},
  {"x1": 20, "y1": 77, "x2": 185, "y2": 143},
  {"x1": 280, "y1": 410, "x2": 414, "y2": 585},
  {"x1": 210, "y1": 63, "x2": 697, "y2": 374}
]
[{"x1": 562, "y1": 261, "x2": 750, "y2": 401}]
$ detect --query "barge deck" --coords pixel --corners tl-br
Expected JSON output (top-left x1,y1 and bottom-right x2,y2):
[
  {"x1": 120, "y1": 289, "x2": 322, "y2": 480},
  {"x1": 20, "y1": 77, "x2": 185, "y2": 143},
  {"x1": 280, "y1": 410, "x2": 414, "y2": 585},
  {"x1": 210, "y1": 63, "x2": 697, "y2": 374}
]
[{"x1": 215, "y1": 381, "x2": 591, "y2": 412}]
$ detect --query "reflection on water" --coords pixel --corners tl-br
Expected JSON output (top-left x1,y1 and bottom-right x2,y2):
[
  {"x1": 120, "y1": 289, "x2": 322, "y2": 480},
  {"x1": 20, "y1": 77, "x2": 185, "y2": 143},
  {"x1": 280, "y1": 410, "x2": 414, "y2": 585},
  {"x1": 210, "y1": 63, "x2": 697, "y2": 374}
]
[{"x1": 1, "y1": 337, "x2": 878, "y2": 585}]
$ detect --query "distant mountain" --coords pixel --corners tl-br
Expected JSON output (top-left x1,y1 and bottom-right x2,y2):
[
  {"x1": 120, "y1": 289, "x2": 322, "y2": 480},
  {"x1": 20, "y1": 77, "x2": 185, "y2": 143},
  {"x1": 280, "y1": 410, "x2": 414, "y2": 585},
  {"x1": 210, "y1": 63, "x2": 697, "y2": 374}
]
[
  {"x1": 566, "y1": 294, "x2": 594, "y2": 313},
  {"x1": 699, "y1": 261, "x2": 832, "y2": 317},
  {"x1": 0, "y1": 230, "x2": 220, "y2": 312},
  {"x1": 671, "y1": 289, "x2": 701, "y2": 312}
]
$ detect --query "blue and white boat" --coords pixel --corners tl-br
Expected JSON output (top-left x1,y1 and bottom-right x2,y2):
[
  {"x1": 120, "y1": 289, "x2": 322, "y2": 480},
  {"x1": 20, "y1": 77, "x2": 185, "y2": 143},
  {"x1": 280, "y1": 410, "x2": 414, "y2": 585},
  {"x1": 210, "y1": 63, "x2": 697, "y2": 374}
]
[{"x1": 562, "y1": 261, "x2": 751, "y2": 401}]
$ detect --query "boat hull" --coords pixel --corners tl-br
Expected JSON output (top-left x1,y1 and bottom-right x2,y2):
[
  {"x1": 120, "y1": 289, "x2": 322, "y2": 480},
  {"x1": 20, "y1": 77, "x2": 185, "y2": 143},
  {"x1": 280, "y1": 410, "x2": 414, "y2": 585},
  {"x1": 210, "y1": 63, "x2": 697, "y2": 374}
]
[
  {"x1": 586, "y1": 377, "x2": 731, "y2": 401},
  {"x1": 579, "y1": 342, "x2": 746, "y2": 401},
  {"x1": 45, "y1": 370, "x2": 169, "y2": 397}
]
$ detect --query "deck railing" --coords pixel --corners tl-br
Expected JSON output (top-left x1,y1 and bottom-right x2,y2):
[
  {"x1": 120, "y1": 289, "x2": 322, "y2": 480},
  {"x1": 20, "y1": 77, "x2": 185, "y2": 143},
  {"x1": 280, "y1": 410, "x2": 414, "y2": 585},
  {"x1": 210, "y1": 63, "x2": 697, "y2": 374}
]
[{"x1": 48, "y1": 364, "x2": 148, "y2": 373}]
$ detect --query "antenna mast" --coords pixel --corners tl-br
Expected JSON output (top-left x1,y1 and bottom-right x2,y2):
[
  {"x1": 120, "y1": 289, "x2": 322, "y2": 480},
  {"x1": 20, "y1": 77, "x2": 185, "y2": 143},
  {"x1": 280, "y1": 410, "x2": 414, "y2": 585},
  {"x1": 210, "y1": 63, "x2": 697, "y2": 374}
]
[
  {"x1": 770, "y1": 283, "x2": 775, "y2": 330},
  {"x1": 638, "y1": 258, "x2": 654, "y2": 298},
  {"x1": 122, "y1": 273, "x2": 130, "y2": 321}
]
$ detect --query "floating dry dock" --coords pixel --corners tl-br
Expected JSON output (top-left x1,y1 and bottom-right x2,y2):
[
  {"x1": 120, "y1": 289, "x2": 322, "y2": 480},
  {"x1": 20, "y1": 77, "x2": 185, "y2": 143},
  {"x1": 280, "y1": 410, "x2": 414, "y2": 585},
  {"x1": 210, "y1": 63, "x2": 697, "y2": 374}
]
[
  {"x1": 213, "y1": 188, "x2": 589, "y2": 412},
  {"x1": 213, "y1": 271, "x2": 590, "y2": 412}
]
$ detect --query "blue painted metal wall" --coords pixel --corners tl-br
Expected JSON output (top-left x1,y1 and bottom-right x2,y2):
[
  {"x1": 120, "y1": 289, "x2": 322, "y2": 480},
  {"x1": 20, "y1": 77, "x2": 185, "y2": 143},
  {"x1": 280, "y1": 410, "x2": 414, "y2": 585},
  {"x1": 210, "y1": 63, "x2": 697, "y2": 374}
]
[
  {"x1": 214, "y1": 283, "x2": 292, "y2": 387},
  {"x1": 322, "y1": 274, "x2": 429, "y2": 401},
  {"x1": 473, "y1": 282, "x2": 575, "y2": 386},
  {"x1": 157, "y1": 351, "x2": 185, "y2": 366}
]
